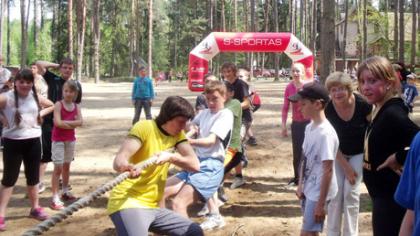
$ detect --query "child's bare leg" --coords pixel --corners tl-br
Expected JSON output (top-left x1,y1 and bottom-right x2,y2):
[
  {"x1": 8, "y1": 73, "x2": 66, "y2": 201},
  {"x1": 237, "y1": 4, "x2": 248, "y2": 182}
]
[
  {"x1": 207, "y1": 193, "x2": 220, "y2": 214},
  {"x1": 27, "y1": 185, "x2": 40, "y2": 209},
  {"x1": 172, "y1": 184, "x2": 196, "y2": 218},
  {"x1": 62, "y1": 162, "x2": 71, "y2": 191},
  {"x1": 51, "y1": 164, "x2": 63, "y2": 197}
]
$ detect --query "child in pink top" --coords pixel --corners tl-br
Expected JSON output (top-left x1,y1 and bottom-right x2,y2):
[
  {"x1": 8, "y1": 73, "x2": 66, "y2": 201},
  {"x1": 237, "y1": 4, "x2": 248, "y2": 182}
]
[
  {"x1": 281, "y1": 62, "x2": 310, "y2": 186},
  {"x1": 50, "y1": 80, "x2": 83, "y2": 210}
]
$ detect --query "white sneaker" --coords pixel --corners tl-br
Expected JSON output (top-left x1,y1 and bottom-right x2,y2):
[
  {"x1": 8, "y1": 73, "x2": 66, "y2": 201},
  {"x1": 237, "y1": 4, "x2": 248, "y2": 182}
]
[
  {"x1": 197, "y1": 205, "x2": 209, "y2": 217},
  {"x1": 230, "y1": 177, "x2": 245, "y2": 189},
  {"x1": 38, "y1": 182, "x2": 46, "y2": 194},
  {"x1": 200, "y1": 214, "x2": 225, "y2": 230}
]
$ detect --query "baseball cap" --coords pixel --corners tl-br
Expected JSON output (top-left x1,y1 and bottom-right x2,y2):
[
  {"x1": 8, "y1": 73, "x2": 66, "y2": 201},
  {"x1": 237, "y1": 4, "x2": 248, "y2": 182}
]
[
  {"x1": 407, "y1": 73, "x2": 417, "y2": 80},
  {"x1": 288, "y1": 82, "x2": 330, "y2": 103}
]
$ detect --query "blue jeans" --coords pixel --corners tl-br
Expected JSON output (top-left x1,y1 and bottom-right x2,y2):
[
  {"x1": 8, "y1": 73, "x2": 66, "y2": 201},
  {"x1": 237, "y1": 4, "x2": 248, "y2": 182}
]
[{"x1": 132, "y1": 99, "x2": 152, "y2": 124}]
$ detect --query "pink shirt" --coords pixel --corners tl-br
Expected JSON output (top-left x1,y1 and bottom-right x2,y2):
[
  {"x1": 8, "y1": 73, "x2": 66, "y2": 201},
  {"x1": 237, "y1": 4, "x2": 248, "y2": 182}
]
[
  {"x1": 52, "y1": 101, "x2": 78, "y2": 142},
  {"x1": 281, "y1": 82, "x2": 308, "y2": 124}
]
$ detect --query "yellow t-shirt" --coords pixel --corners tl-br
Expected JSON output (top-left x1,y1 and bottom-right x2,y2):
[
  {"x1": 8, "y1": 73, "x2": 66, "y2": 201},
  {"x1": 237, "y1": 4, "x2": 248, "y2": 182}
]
[{"x1": 107, "y1": 120, "x2": 187, "y2": 215}]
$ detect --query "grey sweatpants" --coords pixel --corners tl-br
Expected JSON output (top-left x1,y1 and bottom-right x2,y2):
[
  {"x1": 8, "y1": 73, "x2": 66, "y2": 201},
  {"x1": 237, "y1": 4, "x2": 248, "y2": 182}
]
[{"x1": 109, "y1": 208, "x2": 203, "y2": 236}]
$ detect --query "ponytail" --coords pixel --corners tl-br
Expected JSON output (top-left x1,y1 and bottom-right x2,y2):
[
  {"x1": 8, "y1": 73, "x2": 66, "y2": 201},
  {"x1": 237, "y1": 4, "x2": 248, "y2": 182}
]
[
  {"x1": 31, "y1": 85, "x2": 42, "y2": 124},
  {"x1": 13, "y1": 84, "x2": 21, "y2": 126}
]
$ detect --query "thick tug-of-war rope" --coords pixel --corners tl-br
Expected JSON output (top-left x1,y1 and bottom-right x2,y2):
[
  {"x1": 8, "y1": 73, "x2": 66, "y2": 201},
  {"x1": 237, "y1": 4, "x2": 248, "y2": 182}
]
[{"x1": 22, "y1": 152, "x2": 166, "y2": 236}]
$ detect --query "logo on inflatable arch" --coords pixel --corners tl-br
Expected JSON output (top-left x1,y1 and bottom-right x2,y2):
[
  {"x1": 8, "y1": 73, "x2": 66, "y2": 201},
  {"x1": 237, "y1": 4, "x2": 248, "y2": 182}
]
[{"x1": 188, "y1": 32, "x2": 314, "y2": 92}]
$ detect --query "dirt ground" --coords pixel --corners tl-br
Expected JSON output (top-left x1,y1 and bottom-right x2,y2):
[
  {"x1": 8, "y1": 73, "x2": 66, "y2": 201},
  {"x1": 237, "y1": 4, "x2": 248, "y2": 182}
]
[{"x1": 2, "y1": 79, "x2": 419, "y2": 236}]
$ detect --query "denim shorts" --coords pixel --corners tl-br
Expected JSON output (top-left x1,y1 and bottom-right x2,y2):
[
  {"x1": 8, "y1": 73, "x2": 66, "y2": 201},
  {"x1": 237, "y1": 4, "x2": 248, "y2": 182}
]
[
  {"x1": 176, "y1": 157, "x2": 224, "y2": 201},
  {"x1": 301, "y1": 198, "x2": 325, "y2": 232}
]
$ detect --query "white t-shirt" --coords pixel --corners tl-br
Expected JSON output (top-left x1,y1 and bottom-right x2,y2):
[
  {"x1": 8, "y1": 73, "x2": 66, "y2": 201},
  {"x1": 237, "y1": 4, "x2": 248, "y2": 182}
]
[
  {"x1": 192, "y1": 108, "x2": 233, "y2": 160},
  {"x1": 302, "y1": 119, "x2": 339, "y2": 202},
  {"x1": 2, "y1": 90, "x2": 42, "y2": 139}
]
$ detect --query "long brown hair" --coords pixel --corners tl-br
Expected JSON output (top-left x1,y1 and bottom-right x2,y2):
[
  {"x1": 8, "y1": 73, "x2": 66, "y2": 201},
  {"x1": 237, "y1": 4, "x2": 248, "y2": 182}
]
[{"x1": 13, "y1": 69, "x2": 42, "y2": 126}]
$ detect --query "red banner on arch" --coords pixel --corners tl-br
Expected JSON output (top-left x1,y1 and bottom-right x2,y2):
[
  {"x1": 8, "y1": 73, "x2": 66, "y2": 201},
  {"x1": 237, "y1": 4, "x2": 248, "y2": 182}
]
[{"x1": 188, "y1": 32, "x2": 314, "y2": 92}]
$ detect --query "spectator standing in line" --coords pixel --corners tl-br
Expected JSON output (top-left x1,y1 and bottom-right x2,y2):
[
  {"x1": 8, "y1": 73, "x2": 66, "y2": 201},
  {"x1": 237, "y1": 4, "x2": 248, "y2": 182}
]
[
  {"x1": 357, "y1": 56, "x2": 419, "y2": 236},
  {"x1": 281, "y1": 62, "x2": 311, "y2": 186},
  {"x1": 325, "y1": 72, "x2": 372, "y2": 236},
  {"x1": 36, "y1": 58, "x2": 83, "y2": 194}
]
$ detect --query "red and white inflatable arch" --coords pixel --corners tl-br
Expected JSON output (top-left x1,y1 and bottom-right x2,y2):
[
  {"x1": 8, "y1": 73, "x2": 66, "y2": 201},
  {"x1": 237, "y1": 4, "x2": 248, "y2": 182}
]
[{"x1": 188, "y1": 32, "x2": 314, "y2": 91}]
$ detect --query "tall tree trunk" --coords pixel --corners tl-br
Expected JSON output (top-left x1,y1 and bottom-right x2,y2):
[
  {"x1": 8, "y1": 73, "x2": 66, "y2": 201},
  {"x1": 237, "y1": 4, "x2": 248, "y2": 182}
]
[
  {"x1": 148, "y1": 0, "x2": 153, "y2": 76},
  {"x1": 384, "y1": 0, "x2": 389, "y2": 58},
  {"x1": 393, "y1": 0, "x2": 398, "y2": 60},
  {"x1": 92, "y1": 0, "x2": 100, "y2": 83},
  {"x1": 273, "y1": 0, "x2": 279, "y2": 81},
  {"x1": 130, "y1": 0, "x2": 137, "y2": 76},
  {"x1": 342, "y1": 0, "x2": 349, "y2": 71},
  {"x1": 320, "y1": 0, "x2": 335, "y2": 83},
  {"x1": 261, "y1": 0, "x2": 270, "y2": 74},
  {"x1": 244, "y1": 0, "x2": 249, "y2": 67},
  {"x1": 40, "y1": 0, "x2": 44, "y2": 29},
  {"x1": 310, "y1": 0, "x2": 317, "y2": 52},
  {"x1": 289, "y1": 0, "x2": 294, "y2": 33},
  {"x1": 208, "y1": 0, "x2": 214, "y2": 32},
  {"x1": 410, "y1": 0, "x2": 417, "y2": 70},
  {"x1": 6, "y1": 0, "x2": 10, "y2": 64},
  {"x1": 233, "y1": 0, "x2": 237, "y2": 63},
  {"x1": 299, "y1": 0, "x2": 303, "y2": 39},
  {"x1": 398, "y1": 0, "x2": 404, "y2": 62},
  {"x1": 362, "y1": 0, "x2": 367, "y2": 59},
  {"x1": 0, "y1": 0, "x2": 6, "y2": 56},
  {"x1": 34, "y1": 0, "x2": 39, "y2": 49},
  {"x1": 20, "y1": 0, "x2": 29, "y2": 67},
  {"x1": 75, "y1": 0, "x2": 86, "y2": 81},
  {"x1": 249, "y1": 0, "x2": 255, "y2": 80},
  {"x1": 110, "y1": 3, "x2": 116, "y2": 76},
  {"x1": 221, "y1": 0, "x2": 225, "y2": 31},
  {"x1": 68, "y1": 0, "x2": 73, "y2": 59},
  {"x1": 173, "y1": 0, "x2": 179, "y2": 69}
]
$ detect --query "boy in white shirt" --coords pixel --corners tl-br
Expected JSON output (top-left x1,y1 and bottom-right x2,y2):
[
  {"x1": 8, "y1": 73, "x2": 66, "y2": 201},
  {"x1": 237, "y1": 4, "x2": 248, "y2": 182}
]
[
  {"x1": 163, "y1": 80, "x2": 233, "y2": 230},
  {"x1": 289, "y1": 82, "x2": 339, "y2": 236}
]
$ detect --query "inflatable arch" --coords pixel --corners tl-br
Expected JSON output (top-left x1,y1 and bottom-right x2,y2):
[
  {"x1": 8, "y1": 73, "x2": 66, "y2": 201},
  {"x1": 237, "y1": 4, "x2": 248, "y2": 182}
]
[{"x1": 188, "y1": 32, "x2": 314, "y2": 91}]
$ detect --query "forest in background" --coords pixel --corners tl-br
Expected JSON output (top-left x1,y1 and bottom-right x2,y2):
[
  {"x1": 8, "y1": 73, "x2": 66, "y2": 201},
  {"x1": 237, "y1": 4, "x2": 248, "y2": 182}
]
[{"x1": 0, "y1": 0, "x2": 418, "y2": 83}]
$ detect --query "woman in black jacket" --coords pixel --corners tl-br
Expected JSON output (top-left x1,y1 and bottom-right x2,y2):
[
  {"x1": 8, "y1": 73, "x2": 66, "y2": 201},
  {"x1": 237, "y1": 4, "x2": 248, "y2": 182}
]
[{"x1": 357, "y1": 56, "x2": 419, "y2": 236}]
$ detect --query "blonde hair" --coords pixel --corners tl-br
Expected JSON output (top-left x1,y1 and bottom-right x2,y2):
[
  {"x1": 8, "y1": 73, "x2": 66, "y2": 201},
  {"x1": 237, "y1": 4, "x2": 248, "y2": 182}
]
[
  {"x1": 325, "y1": 72, "x2": 353, "y2": 94},
  {"x1": 357, "y1": 56, "x2": 400, "y2": 95},
  {"x1": 291, "y1": 62, "x2": 306, "y2": 79},
  {"x1": 204, "y1": 74, "x2": 218, "y2": 83},
  {"x1": 204, "y1": 80, "x2": 226, "y2": 97}
]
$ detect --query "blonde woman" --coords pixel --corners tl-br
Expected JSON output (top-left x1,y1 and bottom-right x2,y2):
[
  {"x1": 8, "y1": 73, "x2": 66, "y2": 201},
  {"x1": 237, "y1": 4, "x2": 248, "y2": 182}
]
[
  {"x1": 325, "y1": 72, "x2": 372, "y2": 236},
  {"x1": 358, "y1": 56, "x2": 419, "y2": 235},
  {"x1": 281, "y1": 62, "x2": 310, "y2": 186}
]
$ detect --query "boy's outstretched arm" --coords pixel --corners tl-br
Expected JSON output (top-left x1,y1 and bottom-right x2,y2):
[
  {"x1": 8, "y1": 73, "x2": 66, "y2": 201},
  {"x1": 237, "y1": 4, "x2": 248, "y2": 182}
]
[
  {"x1": 156, "y1": 141, "x2": 199, "y2": 172},
  {"x1": 188, "y1": 133, "x2": 217, "y2": 147},
  {"x1": 314, "y1": 160, "x2": 333, "y2": 223}
]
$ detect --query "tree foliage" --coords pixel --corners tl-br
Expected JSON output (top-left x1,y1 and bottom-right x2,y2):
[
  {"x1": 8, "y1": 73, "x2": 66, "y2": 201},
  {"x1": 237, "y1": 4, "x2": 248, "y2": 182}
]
[{"x1": 2, "y1": 0, "x2": 417, "y2": 79}]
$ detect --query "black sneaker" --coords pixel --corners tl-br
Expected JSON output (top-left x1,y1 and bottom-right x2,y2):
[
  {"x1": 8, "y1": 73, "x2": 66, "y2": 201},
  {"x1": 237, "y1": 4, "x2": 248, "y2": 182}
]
[
  {"x1": 246, "y1": 137, "x2": 257, "y2": 146},
  {"x1": 287, "y1": 178, "x2": 297, "y2": 186},
  {"x1": 217, "y1": 186, "x2": 228, "y2": 202}
]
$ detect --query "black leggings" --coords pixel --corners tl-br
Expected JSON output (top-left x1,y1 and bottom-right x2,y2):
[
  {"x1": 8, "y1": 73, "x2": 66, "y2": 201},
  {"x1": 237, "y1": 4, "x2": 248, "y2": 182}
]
[
  {"x1": 224, "y1": 152, "x2": 243, "y2": 175},
  {"x1": 371, "y1": 196, "x2": 406, "y2": 236},
  {"x1": 291, "y1": 120, "x2": 309, "y2": 180},
  {"x1": 1, "y1": 137, "x2": 41, "y2": 187}
]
